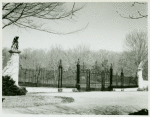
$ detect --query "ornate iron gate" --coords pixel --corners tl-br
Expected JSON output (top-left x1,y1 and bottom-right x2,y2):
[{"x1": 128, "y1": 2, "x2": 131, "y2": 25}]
[{"x1": 19, "y1": 59, "x2": 138, "y2": 90}]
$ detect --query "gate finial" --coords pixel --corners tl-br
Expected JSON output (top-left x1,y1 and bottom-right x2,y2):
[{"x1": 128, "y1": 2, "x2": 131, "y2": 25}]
[
  {"x1": 121, "y1": 68, "x2": 123, "y2": 73},
  {"x1": 59, "y1": 59, "x2": 62, "y2": 68},
  {"x1": 60, "y1": 59, "x2": 62, "y2": 64},
  {"x1": 77, "y1": 59, "x2": 80, "y2": 65},
  {"x1": 110, "y1": 63, "x2": 113, "y2": 69}
]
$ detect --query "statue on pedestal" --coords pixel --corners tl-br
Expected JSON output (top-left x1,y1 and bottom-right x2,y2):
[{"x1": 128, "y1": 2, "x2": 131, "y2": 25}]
[
  {"x1": 3, "y1": 36, "x2": 21, "y2": 86},
  {"x1": 11, "y1": 36, "x2": 19, "y2": 50}
]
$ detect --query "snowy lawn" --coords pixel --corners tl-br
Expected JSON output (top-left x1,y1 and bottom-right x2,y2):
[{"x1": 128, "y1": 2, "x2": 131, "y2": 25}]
[{"x1": 2, "y1": 92, "x2": 148, "y2": 115}]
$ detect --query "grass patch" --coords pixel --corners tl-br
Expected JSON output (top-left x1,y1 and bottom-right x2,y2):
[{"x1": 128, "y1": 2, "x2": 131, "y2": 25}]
[
  {"x1": 79, "y1": 105, "x2": 144, "y2": 115},
  {"x1": 55, "y1": 96, "x2": 74, "y2": 103},
  {"x1": 2, "y1": 95, "x2": 74, "y2": 108}
]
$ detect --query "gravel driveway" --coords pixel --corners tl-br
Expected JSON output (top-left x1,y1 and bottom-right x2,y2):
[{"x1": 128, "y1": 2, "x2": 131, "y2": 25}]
[{"x1": 3, "y1": 92, "x2": 148, "y2": 115}]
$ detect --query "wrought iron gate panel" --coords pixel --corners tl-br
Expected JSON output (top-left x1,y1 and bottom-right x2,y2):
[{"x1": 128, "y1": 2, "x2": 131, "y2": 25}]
[
  {"x1": 90, "y1": 70, "x2": 101, "y2": 91},
  {"x1": 80, "y1": 69, "x2": 87, "y2": 90},
  {"x1": 62, "y1": 70, "x2": 76, "y2": 88},
  {"x1": 19, "y1": 68, "x2": 59, "y2": 87}
]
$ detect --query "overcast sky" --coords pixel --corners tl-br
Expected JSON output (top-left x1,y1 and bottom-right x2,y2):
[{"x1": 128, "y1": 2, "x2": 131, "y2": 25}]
[{"x1": 2, "y1": 2, "x2": 147, "y2": 52}]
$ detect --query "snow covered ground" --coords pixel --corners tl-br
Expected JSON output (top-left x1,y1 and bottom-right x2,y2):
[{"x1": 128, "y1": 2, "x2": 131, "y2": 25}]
[{"x1": 3, "y1": 92, "x2": 148, "y2": 115}]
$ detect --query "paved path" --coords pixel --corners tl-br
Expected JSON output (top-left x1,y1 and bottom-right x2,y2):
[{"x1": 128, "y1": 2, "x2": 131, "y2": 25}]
[{"x1": 3, "y1": 92, "x2": 148, "y2": 115}]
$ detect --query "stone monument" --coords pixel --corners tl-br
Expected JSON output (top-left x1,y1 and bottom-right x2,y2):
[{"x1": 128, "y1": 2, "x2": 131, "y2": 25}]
[
  {"x1": 2, "y1": 36, "x2": 21, "y2": 86},
  {"x1": 137, "y1": 61, "x2": 144, "y2": 89}
]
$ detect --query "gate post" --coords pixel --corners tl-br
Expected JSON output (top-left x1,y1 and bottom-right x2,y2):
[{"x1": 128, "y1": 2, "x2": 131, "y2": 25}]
[
  {"x1": 116, "y1": 72, "x2": 118, "y2": 86},
  {"x1": 76, "y1": 59, "x2": 80, "y2": 90},
  {"x1": 86, "y1": 69, "x2": 90, "y2": 91},
  {"x1": 58, "y1": 59, "x2": 63, "y2": 89},
  {"x1": 109, "y1": 64, "x2": 113, "y2": 90},
  {"x1": 101, "y1": 70, "x2": 105, "y2": 91},
  {"x1": 135, "y1": 72, "x2": 138, "y2": 86},
  {"x1": 121, "y1": 68, "x2": 124, "y2": 87},
  {"x1": 89, "y1": 69, "x2": 91, "y2": 91}
]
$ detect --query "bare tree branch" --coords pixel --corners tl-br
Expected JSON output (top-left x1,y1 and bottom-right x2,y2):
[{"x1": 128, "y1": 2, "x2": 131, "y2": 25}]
[
  {"x1": 2, "y1": 2, "x2": 87, "y2": 34},
  {"x1": 124, "y1": 31, "x2": 148, "y2": 69},
  {"x1": 3, "y1": 3, "x2": 23, "y2": 19},
  {"x1": 2, "y1": 3, "x2": 10, "y2": 10},
  {"x1": 131, "y1": 2, "x2": 146, "y2": 7},
  {"x1": 13, "y1": 20, "x2": 89, "y2": 35},
  {"x1": 116, "y1": 2, "x2": 147, "y2": 19},
  {"x1": 116, "y1": 11, "x2": 147, "y2": 19}
]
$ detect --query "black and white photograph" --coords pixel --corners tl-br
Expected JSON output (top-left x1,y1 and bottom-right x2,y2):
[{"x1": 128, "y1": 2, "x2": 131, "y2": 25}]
[{"x1": 2, "y1": 1, "x2": 148, "y2": 115}]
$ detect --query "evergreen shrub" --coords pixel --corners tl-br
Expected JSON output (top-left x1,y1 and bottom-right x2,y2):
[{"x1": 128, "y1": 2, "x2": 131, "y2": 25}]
[{"x1": 2, "y1": 76, "x2": 27, "y2": 96}]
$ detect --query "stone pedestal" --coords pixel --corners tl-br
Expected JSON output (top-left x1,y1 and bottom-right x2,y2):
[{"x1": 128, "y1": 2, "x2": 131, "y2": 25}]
[
  {"x1": 2, "y1": 50, "x2": 21, "y2": 86},
  {"x1": 137, "y1": 68, "x2": 143, "y2": 89}
]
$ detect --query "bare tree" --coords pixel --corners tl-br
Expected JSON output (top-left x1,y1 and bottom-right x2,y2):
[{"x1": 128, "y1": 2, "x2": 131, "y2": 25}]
[
  {"x1": 117, "y1": 2, "x2": 148, "y2": 19},
  {"x1": 124, "y1": 31, "x2": 148, "y2": 69},
  {"x1": 2, "y1": 2, "x2": 88, "y2": 34},
  {"x1": 117, "y1": 31, "x2": 148, "y2": 77},
  {"x1": 118, "y1": 51, "x2": 137, "y2": 76}
]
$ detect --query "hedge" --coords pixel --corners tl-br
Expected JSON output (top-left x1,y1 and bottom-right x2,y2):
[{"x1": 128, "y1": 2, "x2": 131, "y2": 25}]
[{"x1": 2, "y1": 76, "x2": 27, "y2": 96}]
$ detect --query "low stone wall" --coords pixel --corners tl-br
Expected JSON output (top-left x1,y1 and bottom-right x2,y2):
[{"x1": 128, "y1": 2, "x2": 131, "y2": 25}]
[
  {"x1": 26, "y1": 87, "x2": 78, "y2": 93},
  {"x1": 113, "y1": 88, "x2": 138, "y2": 92}
]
